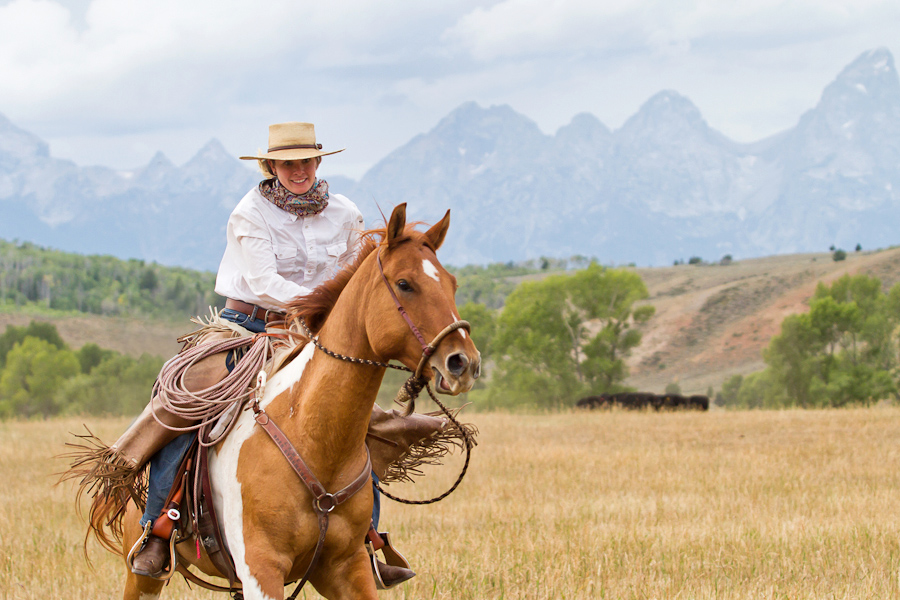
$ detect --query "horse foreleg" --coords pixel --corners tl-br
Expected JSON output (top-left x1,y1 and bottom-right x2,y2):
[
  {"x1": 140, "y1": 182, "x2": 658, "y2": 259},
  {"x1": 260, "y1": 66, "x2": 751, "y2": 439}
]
[
  {"x1": 232, "y1": 540, "x2": 294, "y2": 600},
  {"x1": 123, "y1": 570, "x2": 165, "y2": 600},
  {"x1": 310, "y1": 545, "x2": 379, "y2": 600}
]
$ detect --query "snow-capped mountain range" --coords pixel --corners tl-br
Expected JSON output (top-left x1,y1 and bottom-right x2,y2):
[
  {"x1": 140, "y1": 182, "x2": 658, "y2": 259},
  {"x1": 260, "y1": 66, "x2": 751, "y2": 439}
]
[{"x1": 2, "y1": 48, "x2": 899, "y2": 270}]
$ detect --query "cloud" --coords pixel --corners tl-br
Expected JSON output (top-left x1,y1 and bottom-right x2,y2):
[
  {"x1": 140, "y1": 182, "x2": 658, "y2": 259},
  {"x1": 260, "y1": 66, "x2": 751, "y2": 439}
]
[{"x1": 1, "y1": 0, "x2": 898, "y2": 174}]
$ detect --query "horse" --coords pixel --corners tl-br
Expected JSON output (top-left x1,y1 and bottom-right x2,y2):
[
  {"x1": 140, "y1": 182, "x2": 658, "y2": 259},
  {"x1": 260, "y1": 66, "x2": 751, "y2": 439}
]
[{"x1": 88, "y1": 203, "x2": 480, "y2": 600}]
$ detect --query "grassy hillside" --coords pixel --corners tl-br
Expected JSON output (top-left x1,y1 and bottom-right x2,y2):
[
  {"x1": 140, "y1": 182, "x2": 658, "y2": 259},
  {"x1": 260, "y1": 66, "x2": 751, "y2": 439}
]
[
  {"x1": 0, "y1": 239, "x2": 219, "y2": 319},
  {"x1": 4, "y1": 238, "x2": 900, "y2": 398}
]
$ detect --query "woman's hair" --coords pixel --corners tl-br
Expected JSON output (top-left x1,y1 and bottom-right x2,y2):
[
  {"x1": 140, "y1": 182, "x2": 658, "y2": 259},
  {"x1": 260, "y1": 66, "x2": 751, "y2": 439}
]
[
  {"x1": 257, "y1": 156, "x2": 323, "y2": 180},
  {"x1": 257, "y1": 159, "x2": 276, "y2": 179}
]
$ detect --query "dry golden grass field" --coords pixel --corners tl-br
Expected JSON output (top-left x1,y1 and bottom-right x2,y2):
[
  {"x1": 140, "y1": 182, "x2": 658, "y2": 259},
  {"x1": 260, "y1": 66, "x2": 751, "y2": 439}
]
[{"x1": 3, "y1": 408, "x2": 900, "y2": 599}]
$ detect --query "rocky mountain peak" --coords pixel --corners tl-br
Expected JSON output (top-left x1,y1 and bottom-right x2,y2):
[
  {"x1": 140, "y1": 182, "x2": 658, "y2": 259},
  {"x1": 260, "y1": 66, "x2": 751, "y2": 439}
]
[
  {"x1": 184, "y1": 138, "x2": 234, "y2": 167},
  {"x1": 627, "y1": 91, "x2": 705, "y2": 127},
  {"x1": 615, "y1": 90, "x2": 722, "y2": 153},
  {"x1": 787, "y1": 47, "x2": 900, "y2": 179},
  {"x1": 555, "y1": 112, "x2": 612, "y2": 151},
  {"x1": 431, "y1": 102, "x2": 547, "y2": 150},
  {"x1": 816, "y1": 46, "x2": 900, "y2": 116},
  {"x1": 134, "y1": 151, "x2": 177, "y2": 188},
  {"x1": 181, "y1": 138, "x2": 257, "y2": 195}
]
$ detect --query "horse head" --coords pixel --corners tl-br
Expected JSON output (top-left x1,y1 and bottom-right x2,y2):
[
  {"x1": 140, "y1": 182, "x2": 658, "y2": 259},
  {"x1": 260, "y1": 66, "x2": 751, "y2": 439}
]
[{"x1": 363, "y1": 203, "x2": 481, "y2": 396}]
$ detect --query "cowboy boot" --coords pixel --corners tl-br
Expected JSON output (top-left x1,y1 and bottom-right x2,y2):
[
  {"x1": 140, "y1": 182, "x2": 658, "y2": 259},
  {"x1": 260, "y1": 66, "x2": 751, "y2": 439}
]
[
  {"x1": 366, "y1": 405, "x2": 455, "y2": 481},
  {"x1": 365, "y1": 528, "x2": 416, "y2": 589},
  {"x1": 130, "y1": 534, "x2": 171, "y2": 578},
  {"x1": 373, "y1": 559, "x2": 416, "y2": 589}
]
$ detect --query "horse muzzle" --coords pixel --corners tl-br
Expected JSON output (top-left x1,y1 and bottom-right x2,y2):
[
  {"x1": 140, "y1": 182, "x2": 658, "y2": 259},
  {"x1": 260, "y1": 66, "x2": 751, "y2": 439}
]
[{"x1": 430, "y1": 350, "x2": 481, "y2": 395}]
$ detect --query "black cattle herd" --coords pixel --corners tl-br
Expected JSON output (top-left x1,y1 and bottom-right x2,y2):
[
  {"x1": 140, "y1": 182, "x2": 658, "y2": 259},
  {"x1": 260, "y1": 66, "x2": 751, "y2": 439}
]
[{"x1": 576, "y1": 392, "x2": 710, "y2": 411}]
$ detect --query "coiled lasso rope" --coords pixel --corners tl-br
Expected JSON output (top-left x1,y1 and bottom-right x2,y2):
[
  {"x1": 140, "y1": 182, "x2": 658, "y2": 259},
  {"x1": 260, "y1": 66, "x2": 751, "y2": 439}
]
[{"x1": 150, "y1": 332, "x2": 278, "y2": 446}]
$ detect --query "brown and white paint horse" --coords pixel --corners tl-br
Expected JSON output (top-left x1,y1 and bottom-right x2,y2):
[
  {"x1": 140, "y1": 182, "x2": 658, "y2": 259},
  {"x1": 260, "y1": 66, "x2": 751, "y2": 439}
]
[{"x1": 119, "y1": 204, "x2": 480, "y2": 600}]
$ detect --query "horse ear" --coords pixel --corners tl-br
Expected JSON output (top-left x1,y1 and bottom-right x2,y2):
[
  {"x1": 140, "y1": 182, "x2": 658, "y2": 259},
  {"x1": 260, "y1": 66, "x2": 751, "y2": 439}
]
[
  {"x1": 424, "y1": 209, "x2": 451, "y2": 251},
  {"x1": 387, "y1": 203, "x2": 407, "y2": 246}
]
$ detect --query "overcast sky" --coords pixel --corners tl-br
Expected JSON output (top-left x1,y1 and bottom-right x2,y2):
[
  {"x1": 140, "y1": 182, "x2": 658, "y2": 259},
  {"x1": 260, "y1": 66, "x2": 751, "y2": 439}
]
[{"x1": 1, "y1": 0, "x2": 897, "y2": 179}]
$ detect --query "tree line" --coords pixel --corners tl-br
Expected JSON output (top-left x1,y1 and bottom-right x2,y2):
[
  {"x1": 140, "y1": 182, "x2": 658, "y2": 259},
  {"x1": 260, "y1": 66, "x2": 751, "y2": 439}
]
[
  {"x1": 0, "y1": 239, "x2": 219, "y2": 319},
  {"x1": 718, "y1": 273, "x2": 900, "y2": 408},
  {"x1": 0, "y1": 238, "x2": 590, "y2": 319},
  {"x1": 6, "y1": 238, "x2": 896, "y2": 415},
  {"x1": 0, "y1": 321, "x2": 162, "y2": 419}
]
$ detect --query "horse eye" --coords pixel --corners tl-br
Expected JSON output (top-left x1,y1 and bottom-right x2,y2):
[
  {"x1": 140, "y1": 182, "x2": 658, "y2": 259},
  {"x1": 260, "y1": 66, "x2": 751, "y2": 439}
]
[{"x1": 397, "y1": 279, "x2": 413, "y2": 292}]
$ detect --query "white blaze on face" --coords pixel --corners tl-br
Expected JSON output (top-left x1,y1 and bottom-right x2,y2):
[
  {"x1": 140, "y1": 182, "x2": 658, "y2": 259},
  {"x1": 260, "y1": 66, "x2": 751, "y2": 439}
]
[
  {"x1": 208, "y1": 342, "x2": 315, "y2": 600},
  {"x1": 451, "y1": 311, "x2": 467, "y2": 338},
  {"x1": 422, "y1": 259, "x2": 440, "y2": 282}
]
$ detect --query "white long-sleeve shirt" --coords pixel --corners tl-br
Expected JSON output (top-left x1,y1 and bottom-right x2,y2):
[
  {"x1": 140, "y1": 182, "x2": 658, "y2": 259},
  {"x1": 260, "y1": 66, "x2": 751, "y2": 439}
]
[{"x1": 214, "y1": 185, "x2": 364, "y2": 312}]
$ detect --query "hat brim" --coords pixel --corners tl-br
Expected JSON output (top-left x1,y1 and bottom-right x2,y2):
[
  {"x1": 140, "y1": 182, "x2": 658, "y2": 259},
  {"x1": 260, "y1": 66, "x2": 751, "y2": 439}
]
[{"x1": 240, "y1": 147, "x2": 344, "y2": 161}]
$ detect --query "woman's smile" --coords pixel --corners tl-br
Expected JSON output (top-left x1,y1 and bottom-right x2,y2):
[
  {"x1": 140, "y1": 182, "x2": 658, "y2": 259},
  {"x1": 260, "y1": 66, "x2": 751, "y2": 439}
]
[{"x1": 274, "y1": 158, "x2": 319, "y2": 195}]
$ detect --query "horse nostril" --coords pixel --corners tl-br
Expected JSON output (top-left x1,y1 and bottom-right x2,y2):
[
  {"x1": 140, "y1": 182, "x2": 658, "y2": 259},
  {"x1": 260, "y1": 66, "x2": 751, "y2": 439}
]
[{"x1": 446, "y1": 353, "x2": 468, "y2": 376}]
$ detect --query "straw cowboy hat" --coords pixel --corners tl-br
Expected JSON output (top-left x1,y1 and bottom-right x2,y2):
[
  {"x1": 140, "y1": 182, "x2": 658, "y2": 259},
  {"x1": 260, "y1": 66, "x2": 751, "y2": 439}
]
[{"x1": 240, "y1": 122, "x2": 344, "y2": 162}]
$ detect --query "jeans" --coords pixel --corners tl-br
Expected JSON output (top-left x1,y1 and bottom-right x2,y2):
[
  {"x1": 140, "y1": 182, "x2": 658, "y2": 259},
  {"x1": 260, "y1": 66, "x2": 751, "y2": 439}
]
[
  {"x1": 220, "y1": 307, "x2": 267, "y2": 334},
  {"x1": 140, "y1": 432, "x2": 196, "y2": 526},
  {"x1": 371, "y1": 473, "x2": 381, "y2": 529},
  {"x1": 140, "y1": 307, "x2": 381, "y2": 531}
]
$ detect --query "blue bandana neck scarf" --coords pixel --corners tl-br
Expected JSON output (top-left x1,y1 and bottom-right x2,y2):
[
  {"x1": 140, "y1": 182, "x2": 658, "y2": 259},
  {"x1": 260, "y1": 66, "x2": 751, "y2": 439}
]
[{"x1": 259, "y1": 177, "x2": 329, "y2": 217}]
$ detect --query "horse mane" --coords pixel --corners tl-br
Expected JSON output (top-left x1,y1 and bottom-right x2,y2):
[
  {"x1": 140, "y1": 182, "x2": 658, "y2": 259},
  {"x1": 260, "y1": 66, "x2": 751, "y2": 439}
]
[{"x1": 285, "y1": 224, "x2": 430, "y2": 334}]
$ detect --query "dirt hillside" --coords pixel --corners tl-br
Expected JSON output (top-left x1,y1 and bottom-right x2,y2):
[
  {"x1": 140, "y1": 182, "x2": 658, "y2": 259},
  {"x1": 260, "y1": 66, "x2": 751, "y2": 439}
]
[
  {"x1": 0, "y1": 312, "x2": 188, "y2": 359},
  {"x1": 625, "y1": 247, "x2": 900, "y2": 395}
]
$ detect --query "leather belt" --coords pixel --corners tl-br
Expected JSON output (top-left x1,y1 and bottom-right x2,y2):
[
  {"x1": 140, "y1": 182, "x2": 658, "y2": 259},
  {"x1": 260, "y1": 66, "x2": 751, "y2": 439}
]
[{"x1": 224, "y1": 298, "x2": 286, "y2": 323}]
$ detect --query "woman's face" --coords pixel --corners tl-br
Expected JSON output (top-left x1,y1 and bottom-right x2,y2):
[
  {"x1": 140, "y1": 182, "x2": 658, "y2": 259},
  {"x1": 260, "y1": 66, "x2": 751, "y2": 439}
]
[{"x1": 272, "y1": 157, "x2": 320, "y2": 195}]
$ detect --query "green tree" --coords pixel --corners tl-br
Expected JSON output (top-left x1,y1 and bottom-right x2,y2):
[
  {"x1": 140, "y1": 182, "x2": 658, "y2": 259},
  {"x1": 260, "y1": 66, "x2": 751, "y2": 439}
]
[
  {"x1": 0, "y1": 337, "x2": 80, "y2": 418},
  {"x1": 718, "y1": 374, "x2": 743, "y2": 407},
  {"x1": 764, "y1": 312, "x2": 825, "y2": 407},
  {"x1": 457, "y1": 301, "x2": 497, "y2": 361},
  {"x1": 490, "y1": 264, "x2": 653, "y2": 409},
  {"x1": 756, "y1": 274, "x2": 899, "y2": 407},
  {"x1": 0, "y1": 321, "x2": 67, "y2": 368},
  {"x1": 59, "y1": 353, "x2": 162, "y2": 416},
  {"x1": 77, "y1": 342, "x2": 114, "y2": 374}
]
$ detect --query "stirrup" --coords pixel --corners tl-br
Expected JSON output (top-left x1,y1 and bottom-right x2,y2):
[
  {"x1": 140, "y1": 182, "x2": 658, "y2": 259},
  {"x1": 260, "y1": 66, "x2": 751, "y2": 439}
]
[
  {"x1": 126, "y1": 521, "x2": 180, "y2": 580},
  {"x1": 364, "y1": 530, "x2": 412, "y2": 589}
]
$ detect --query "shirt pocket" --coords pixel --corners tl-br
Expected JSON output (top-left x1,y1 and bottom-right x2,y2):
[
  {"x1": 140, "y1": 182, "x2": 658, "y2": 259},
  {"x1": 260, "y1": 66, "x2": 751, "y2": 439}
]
[
  {"x1": 274, "y1": 245, "x2": 300, "y2": 275},
  {"x1": 326, "y1": 241, "x2": 347, "y2": 258},
  {"x1": 324, "y1": 241, "x2": 348, "y2": 274}
]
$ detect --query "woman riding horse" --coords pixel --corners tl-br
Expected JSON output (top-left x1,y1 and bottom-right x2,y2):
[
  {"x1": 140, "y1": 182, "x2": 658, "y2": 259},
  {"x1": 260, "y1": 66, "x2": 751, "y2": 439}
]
[
  {"x1": 112, "y1": 202, "x2": 479, "y2": 600},
  {"x1": 119, "y1": 122, "x2": 422, "y2": 587}
]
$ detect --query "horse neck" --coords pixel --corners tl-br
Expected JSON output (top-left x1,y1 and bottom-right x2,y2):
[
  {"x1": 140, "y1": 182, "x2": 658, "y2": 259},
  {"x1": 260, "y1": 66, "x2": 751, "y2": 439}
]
[{"x1": 278, "y1": 275, "x2": 385, "y2": 472}]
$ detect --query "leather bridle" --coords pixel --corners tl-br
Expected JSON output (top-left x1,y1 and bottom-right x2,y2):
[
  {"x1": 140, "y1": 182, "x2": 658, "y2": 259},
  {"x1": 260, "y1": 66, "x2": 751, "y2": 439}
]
[{"x1": 375, "y1": 249, "x2": 472, "y2": 386}]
